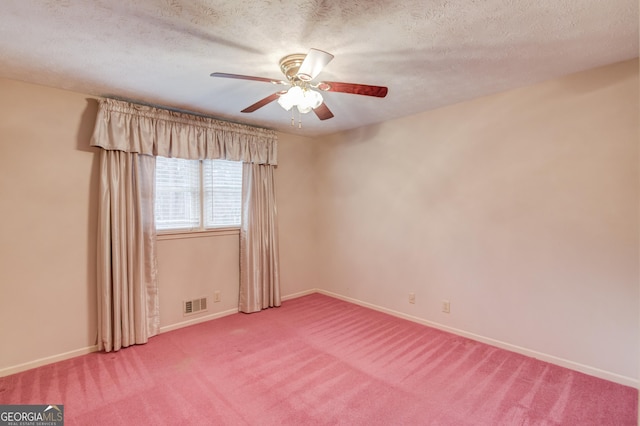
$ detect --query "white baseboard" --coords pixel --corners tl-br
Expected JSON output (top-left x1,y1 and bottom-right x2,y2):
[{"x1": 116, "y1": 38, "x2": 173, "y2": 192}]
[
  {"x1": 159, "y1": 307, "x2": 239, "y2": 333},
  {"x1": 3, "y1": 289, "x2": 635, "y2": 389},
  {"x1": 159, "y1": 290, "x2": 313, "y2": 335},
  {"x1": 0, "y1": 345, "x2": 99, "y2": 378},
  {"x1": 0, "y1": 308, "x2": 240, "y2": 378},
  {"x1": 282, "y1": 288, "x2": 317, "y2": 301},
  {"x1": 0, "y1": 292, "x2": 312, "y2": 377},
  {"x1": 316, "y1": 289, "x2": 639, "y2": 388}
]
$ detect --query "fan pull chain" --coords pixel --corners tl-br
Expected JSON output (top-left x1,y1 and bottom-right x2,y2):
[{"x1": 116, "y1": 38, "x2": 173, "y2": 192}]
[{"x1": 289, "y1": 109, "x2": 303, "y2": 129}]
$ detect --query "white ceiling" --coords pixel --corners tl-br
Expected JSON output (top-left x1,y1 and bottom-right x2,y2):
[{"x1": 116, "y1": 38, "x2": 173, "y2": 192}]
[{"x1": 1, "y1": 1, "x2": 637, "y2": 137}]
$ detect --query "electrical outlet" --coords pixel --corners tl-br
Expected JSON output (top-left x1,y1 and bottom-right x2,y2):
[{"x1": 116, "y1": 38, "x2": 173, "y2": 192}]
[
  {"x1": 409, "y1": 292, "x2": 415, "y2": 304},
  {"x1": 214, "y1": 291, "x2": 221, "y2": 303},
  {"x1": 442, "y1": 300, "x2": 450, "y2": 313}
]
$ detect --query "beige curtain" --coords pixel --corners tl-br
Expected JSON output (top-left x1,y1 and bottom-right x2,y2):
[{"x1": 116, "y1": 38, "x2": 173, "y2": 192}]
[
  {"x1": 91, "y1": 99, "x2": 277, "y2": 164},
  {"x1": 96, "y1": 150, "x2": 159, "y2": 352},
  {"x1": 240, "y1": 163, "x2": 281, "y2": 313},
  {"x1": 91, "y1": 98, "x2": 280, "y2": 350}
]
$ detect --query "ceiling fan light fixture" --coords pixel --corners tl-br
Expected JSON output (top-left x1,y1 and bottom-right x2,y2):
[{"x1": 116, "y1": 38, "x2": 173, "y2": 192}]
[
  {"x1": 277, "y1": 93, "x2": 295, "y2": 111},
  {"x1": 287, "y1": 86, "x2": 305, "y2": 103},
  {"x1": 278, "y1": 86, "x2": 323, "y2": 114},
  {"x1": 307, "y1": 89, "x2": 323, "y2": 109},
  {"x1": 297, "y1": 104, "x2": 313, "y2": 114}
]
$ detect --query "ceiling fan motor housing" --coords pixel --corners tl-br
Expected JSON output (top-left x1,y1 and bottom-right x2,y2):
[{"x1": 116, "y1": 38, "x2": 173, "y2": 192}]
[{"x1": 279, "y1": 53, "x2": 307, "y2": 81}]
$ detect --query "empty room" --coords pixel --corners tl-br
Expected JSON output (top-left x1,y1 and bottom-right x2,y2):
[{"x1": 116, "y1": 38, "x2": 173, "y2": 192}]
[{"x1": 0, "y1": 1, "x2": 638, "y2": 425}]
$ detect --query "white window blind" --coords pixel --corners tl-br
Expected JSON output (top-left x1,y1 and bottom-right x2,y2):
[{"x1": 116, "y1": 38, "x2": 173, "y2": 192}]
[
  {"x1": 155, "y1": 156, "x2": 242, "y2": 231},
  {"x1": 155, "y1": 156, "x2": 200, "y2": 230},
  {"x1": 203, "y1": 160, "x2": 243, "y2": 228}
]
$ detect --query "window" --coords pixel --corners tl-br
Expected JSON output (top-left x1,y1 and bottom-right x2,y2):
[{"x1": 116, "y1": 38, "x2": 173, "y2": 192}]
[{"x1": 155, "y1": 156, "x2": 242, "y2": 231}]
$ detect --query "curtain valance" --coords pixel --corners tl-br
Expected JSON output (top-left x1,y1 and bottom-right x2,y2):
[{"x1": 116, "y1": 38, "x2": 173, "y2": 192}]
[{"x1": 90, "y1": 98, "x2": 277, "y2": 165}]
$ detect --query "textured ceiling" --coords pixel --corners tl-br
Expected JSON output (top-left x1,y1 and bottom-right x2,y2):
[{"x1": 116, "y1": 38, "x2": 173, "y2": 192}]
[{"x1": 0, "y1": 1, "x2": 637, "y2": 137}]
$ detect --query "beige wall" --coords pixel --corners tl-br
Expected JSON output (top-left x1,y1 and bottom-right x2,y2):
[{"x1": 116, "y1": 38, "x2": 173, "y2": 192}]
[
  {"x1": 0, "y1": 80, "x2": 100, "y2": 369},
  {"x1": 276, "y1": 132, "x2": 320, "y2": 296},
  {"x1": 0, "y1": 78, "x2": 316, "y2": 373},
  {"x1": 156, "y1": 231, "x2": 240, "y2": 329},
  {"x1": 315, "y1": 59, "x2": 639, "y2": 382}
]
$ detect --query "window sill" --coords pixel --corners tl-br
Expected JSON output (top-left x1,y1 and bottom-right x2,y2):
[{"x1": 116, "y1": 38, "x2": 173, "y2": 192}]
[{"x1": 157, "y1": 227, "x2": 240, "y2": 240}]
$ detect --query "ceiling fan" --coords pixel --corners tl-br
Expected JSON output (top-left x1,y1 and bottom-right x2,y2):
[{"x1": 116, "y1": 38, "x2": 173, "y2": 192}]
[{"x1": 210, "y1": 48, "x2": 388, "y2": 123}]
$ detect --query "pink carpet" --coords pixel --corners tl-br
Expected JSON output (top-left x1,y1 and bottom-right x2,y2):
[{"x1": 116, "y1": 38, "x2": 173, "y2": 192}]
[{"x1": 0, "y1": 293, "x2": 637, "y2": 425}]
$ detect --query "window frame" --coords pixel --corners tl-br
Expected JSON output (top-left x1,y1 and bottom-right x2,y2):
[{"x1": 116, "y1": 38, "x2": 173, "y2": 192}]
[{"x1": 155, "y1": 157, "x2": 242, "y2": 237}]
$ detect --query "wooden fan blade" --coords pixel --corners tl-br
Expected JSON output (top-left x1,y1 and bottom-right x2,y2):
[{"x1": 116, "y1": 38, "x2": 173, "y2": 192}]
[
  {"x1": 241, "y1": 92, "x2": 282, "y2": 113},
  {"x1": 313, "y1": 102, "x2": 334, "y2": 120},
  {"x1": 318, "y1": 81, "x2": 388, "y2": 98},
  {"x1": 211, "y1": 72, "x2": 286, "y2": 85},
  {"x1": 297, "y1": 48, "x2": 334, "y2": 81}
]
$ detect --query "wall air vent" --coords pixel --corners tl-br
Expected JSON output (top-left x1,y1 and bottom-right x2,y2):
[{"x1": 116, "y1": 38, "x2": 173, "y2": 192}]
[{"x1": 183, "y1": 297, "x2": 208, "y2": 316}]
